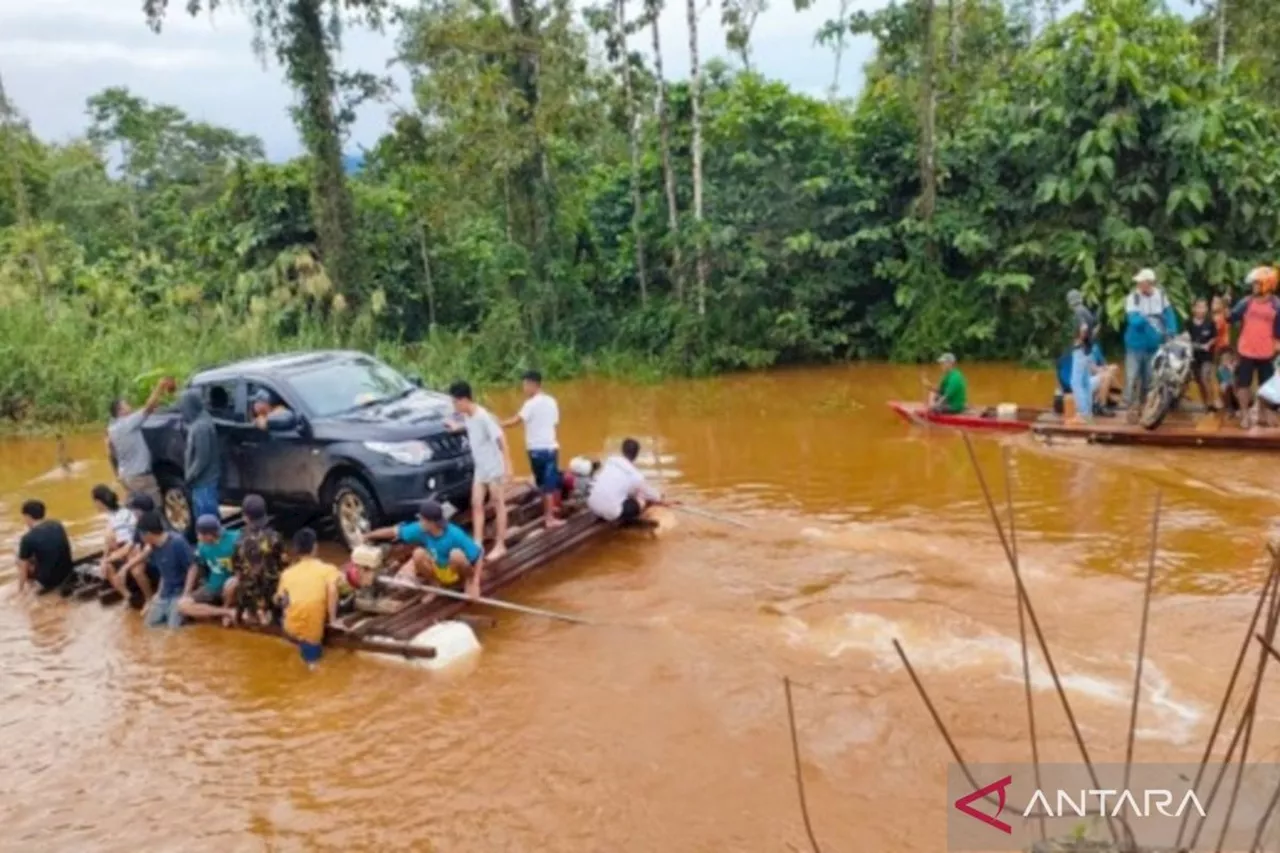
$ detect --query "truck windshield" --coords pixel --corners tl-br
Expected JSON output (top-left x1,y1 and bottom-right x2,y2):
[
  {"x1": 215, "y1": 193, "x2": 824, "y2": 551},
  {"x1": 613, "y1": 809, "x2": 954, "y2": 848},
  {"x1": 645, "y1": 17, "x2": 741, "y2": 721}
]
[{"x1": 288, "y1": 356, "x2": 414, "y2": 418}]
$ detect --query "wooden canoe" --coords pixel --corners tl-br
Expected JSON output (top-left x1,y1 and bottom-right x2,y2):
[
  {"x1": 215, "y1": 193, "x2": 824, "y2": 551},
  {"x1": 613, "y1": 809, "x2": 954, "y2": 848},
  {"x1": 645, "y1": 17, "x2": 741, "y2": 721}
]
[{"x1": 888, "y1": 401, "x2": 1050, "y2": 433}]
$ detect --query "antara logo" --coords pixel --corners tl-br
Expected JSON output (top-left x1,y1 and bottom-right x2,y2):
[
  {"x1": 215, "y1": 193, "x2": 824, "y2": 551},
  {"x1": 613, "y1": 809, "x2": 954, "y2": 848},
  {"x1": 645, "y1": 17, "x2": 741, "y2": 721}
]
[{"x1": 954, "y1": 776, "x2": 1208, "y2": 832}]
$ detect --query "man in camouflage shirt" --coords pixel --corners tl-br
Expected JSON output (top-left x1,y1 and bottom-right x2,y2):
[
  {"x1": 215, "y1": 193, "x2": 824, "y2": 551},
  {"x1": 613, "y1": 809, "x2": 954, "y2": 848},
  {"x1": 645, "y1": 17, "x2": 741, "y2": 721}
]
[{"x1": 230, "y1": 494, "x2": 285, "y2": 626}]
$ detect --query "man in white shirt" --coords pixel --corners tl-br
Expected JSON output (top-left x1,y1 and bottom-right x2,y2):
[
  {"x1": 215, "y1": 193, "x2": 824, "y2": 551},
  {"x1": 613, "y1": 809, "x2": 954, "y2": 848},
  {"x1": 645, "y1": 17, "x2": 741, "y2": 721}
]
[
  {"x1": 448, "y1": 380, "x2": 513, "y2": 560},
  {"x1": 588, "y1": 438, "x2": 666, "y2": 524},
  {"x1": 502, "y1": 370, "x2": 565, "y2": 529}
]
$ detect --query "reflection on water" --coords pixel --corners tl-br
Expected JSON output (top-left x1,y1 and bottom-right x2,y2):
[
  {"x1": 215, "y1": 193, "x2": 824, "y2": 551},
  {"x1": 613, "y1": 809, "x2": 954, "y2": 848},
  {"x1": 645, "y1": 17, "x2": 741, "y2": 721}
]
[{"x1": 1, "y1": 362, "x2": 1279, "y2": 852}]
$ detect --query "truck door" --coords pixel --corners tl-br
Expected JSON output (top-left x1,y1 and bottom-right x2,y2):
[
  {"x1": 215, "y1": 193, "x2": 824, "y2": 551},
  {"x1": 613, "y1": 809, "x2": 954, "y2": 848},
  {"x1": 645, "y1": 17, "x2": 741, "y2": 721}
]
[
  {"x1": 200, "y1": 379, "x2": 248, "y2": 503},
  {"x1": 241, "y1": 380, "x2": 320, "y2": 505}
]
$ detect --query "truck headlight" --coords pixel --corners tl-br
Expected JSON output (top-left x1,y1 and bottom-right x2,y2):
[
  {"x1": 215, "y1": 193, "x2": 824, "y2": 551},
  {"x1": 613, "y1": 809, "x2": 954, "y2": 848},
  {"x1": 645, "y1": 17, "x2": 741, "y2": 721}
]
[{"x1": 364, "y1": 440, "x2": 433, "y2": 466}]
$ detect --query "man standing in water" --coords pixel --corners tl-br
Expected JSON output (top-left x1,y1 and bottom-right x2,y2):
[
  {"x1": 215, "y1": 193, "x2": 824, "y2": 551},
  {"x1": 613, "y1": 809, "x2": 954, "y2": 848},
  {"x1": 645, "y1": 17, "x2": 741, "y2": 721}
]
[
  {"x1": 179, "y1": 389, "x2": 221, "y2": 520},
  {"x1": 106, "y1": 376, "x2": 173, "y2": 506},
  {"x1": 448, "y1": 381, "x2": 513, "y2": 560},
  {"x1": 502, "y1": 370, "x2": 565, "y2": 529},
  {"x1": 16, "y1": 500, "x2": 74, "y2": 594},
  {"x1": 275, "y1": 527, "x2": 341, "y2": 669}
]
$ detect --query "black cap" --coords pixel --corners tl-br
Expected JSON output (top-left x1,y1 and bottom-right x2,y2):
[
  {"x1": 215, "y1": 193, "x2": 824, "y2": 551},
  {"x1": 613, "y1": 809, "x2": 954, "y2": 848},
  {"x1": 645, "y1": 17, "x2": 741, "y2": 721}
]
[
  {"x1": 195, "y1": 514, "x2": 222, "y2": 535},
  {"x1": 243, "y1": 494, "x2": 267, "y2": 521},
  {"x1": 127, "y1": 493, "x2": 155, "y2": 512},
  {"x1": 417, "y1": 500, "x2": 444, "y2": 523}
]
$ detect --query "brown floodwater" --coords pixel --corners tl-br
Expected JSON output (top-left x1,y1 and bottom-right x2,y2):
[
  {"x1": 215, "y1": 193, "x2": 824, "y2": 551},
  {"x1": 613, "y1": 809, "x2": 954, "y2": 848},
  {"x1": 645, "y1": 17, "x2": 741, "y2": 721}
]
[{"x1": 3, "y1": 362, "x2": 1280, "y2": 852}]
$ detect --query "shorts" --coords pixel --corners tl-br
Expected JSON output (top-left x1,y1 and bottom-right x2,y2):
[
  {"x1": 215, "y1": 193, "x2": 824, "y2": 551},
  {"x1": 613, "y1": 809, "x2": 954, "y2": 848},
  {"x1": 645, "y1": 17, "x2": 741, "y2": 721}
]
[
  {"x1": 1236, "y1": 357, "x2": 1275, "y2": 390},
  {"x1": 473, "y1": 465, "x2": 505, "y2": 487},
  {"x1": 192, "y1": 584, "x2": 226, "y2": 606},
  {"x1": 528, "y1": 449, "x2": 561, "y2": 494},
  {"x1": 618, "y1": 497, "x2": 642, "y2": 524},
  {"x1": 145, "y1": 595, "x2": 184, "y2": 628},
  {"x1": 285, "y1": 632, "x2": 324, "y2": 665}
]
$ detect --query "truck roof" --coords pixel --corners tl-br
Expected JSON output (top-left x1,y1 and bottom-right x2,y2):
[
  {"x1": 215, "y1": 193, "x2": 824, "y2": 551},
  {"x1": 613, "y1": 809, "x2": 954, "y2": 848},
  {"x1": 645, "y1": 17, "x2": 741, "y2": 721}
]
[{"x1": 191, "y1": 350, "x2": 372, "y2": 384}]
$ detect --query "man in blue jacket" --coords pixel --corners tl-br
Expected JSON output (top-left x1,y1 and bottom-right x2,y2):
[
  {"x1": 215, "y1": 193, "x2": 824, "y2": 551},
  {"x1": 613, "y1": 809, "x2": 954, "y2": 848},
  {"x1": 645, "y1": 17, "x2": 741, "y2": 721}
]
[{"x1": 1123, "y1": 268, "x2": 1179, "y2": 409}]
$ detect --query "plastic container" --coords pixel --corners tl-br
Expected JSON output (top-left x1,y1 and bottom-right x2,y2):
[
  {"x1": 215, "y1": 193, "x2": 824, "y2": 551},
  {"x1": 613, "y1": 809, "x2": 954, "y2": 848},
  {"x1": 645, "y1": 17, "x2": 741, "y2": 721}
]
[
  {"x1": 408, "y1": 621, "x2": 482, "y2": 672},
  {"x1": 996, "y1": 403, "x2": 1018, "y2": 421}
]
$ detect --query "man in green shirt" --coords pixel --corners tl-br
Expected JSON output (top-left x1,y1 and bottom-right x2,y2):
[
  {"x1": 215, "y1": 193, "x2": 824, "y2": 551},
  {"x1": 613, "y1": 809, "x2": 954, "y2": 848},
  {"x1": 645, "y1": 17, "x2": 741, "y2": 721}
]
[{"x1": 929, "y1": 352, "x2": 968, "y2": 414}]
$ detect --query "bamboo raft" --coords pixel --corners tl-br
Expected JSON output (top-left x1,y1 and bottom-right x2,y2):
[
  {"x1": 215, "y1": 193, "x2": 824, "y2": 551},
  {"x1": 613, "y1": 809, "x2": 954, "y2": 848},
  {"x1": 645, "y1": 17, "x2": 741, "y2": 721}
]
[
  {"x1": 1031, "y1": 417, "x2": 1280, "y2": 451},
  {"x1": 58, "y1": 483, "x2": 641, "y2": 661}
]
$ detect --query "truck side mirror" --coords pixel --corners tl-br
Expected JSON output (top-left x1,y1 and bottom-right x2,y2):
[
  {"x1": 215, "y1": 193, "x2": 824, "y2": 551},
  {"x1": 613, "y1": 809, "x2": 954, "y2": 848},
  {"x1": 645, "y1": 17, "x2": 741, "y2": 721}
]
[{"x1": 267, "y1": 410, "x2": 300, "y2": 433}]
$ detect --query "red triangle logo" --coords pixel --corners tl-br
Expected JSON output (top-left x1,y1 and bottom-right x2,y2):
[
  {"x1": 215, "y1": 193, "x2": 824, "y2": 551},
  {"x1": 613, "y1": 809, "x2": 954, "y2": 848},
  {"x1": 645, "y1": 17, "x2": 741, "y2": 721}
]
[{"x1": 954, "y1": 775, "x2": 1013, "y2": 834}]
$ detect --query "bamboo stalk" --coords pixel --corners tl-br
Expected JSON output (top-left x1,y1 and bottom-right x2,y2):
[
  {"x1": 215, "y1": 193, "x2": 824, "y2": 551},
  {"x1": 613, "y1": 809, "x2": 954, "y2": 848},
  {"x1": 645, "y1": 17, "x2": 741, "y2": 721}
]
[
  {"x1": 783, "y1": 677, "x2": 823, "y2": 853},
  {"x1": 1123, "y1": 490, "x2": 1162, "y2": 796}
]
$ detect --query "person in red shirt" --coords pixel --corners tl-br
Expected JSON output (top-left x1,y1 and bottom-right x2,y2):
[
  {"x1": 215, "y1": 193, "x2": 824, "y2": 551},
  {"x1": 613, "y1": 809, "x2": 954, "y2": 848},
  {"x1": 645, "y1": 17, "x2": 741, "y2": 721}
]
[{"x1": 1229, "y1": 266, "x2": 1280, "y2": 426}]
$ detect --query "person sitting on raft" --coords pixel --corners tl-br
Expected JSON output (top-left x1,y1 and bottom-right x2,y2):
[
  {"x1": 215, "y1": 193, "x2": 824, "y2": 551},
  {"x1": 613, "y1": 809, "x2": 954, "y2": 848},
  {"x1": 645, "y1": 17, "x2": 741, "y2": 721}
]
[
  {"x1": 588, "y1": 438, "x2": 667, "y2": 524},
  {"x1": 365, "y1": 500, "x2": 485, "y2": 600},
  {"x1": 176, "y1": 514, "x2": 241, "y2": 625},
  {"x1": 275, "y1": 527, "x2": 341, "y2": 670},
  {"x1": 16, "y1": 499, "x2": 74, "y2": 595},
  {"x1": 91, "y1": 484, "x2": 136, "y2": 581},
  {"x1": 136, "y1": 510, "x2": 198, "y2": 629},
  {"x1": 109, "y1": 492, "x2": 167, "y2": 607},
  {"x1": 923, "y1": 353, "x2": 967, "y2": 414}
]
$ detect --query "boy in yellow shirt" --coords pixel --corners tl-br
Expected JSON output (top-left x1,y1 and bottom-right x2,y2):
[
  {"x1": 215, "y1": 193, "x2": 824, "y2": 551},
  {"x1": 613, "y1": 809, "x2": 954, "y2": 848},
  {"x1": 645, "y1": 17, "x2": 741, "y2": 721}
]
[{"x1": 275, "y1": 527, "x2": 339, "y2": 669}]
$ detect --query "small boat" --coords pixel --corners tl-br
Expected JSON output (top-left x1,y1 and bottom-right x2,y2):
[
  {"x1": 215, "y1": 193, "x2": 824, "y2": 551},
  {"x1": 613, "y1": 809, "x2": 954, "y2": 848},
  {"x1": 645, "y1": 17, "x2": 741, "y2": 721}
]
[{"x1": 888, "y1": 401, "x2": 1050, "y2": 433}]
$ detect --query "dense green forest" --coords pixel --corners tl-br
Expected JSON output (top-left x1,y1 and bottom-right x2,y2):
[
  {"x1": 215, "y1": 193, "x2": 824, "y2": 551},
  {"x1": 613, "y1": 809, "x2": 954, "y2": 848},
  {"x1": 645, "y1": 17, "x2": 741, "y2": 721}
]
[{"x1": 0, "y1": 0, "x2": 1277, "y2": 424}]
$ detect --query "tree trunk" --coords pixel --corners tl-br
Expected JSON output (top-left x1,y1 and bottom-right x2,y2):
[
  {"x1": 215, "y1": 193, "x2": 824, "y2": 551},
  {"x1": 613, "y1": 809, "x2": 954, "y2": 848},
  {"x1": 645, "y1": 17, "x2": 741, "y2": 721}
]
[
  {"x1": 918, "y1": 0, "x2": 938, "y2": 221},
  {"x1": 828, "y1": 0, "x2": 851, "y2": 101},
  {"x1": 506, "y1": 0, "x2": 545, "y2": 252},
  {"x1": 285, "y1": 0, "x2": 359, "y2": 302},
  {"x1": 616, "y1": 0, "x2": 648, "y2": 304},
  {"x1": 948, "y1": 0, "x2": 960, "y2": 68},
  {"x1": 686, "y1": 0, "x2": 708, "y2": 316},
  {"x1": 416, "y1": 218, "x2": 437, "y2": 337},
  {"x1": 650, "y1": 7, "x2": 684, "y2": 300},
  {"x1": 1216, "y1": 0, "x2": 1226, "y2": 72}
]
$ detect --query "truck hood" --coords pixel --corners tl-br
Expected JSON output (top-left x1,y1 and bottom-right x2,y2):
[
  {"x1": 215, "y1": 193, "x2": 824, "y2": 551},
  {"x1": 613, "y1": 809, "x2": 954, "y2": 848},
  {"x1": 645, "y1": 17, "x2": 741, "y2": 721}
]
[{"x1": 312, "y1": 388, "x2": 456, "y2": 442}]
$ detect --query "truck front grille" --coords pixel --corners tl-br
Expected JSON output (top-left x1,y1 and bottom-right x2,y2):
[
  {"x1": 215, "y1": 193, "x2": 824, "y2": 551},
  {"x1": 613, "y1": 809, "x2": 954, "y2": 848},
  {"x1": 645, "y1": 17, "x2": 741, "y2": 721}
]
[{"x1": 427, "y1": 433, "x2": 469, "y2": 459}]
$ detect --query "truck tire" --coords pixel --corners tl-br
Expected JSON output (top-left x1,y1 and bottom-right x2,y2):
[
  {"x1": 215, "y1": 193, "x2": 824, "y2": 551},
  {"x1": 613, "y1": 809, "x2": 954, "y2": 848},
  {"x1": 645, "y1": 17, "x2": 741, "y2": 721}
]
[
  {"x1": 156, "y1": 469, "x2": 194, "y2": 537},
  {"x1": 330, "y1": 476, "x2": 380, "y2": 550}
]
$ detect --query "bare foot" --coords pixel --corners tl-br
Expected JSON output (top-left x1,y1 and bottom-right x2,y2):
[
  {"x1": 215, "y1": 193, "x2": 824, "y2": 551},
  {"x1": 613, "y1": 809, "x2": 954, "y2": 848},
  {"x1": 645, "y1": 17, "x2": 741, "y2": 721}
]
[
  {"x1": 545, "y1": 516, "x2": 567, "y2": 529},
  {"x1": 465, "y1": 580, "x2": 480, "y2": 600},
  {"x1": 418, "y1": 591, "x2": 437, "y2": 605},
  {"x1": 487, "y1": 544, "x2": 507, "y2": 562},
  {"x1": 257, "y1": 609, "x2": 271, "y2": 627}
]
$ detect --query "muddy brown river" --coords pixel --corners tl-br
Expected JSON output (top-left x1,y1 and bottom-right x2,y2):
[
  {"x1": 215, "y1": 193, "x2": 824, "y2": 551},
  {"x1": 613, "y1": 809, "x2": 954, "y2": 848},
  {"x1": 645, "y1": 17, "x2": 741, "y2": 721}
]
[{"x1": 3, "y1": 363, "x2": 1280, "y2": 852}]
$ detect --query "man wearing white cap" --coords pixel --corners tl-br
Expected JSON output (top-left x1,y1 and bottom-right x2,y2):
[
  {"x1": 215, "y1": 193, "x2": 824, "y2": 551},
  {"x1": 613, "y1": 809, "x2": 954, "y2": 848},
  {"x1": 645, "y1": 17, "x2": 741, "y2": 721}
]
[
  {"x1": 925, "y1": 352, "x2": 967, "y2": 414},
  {"x1": 1123, "y1": 267, "x2": 1178, "y2": 409}
]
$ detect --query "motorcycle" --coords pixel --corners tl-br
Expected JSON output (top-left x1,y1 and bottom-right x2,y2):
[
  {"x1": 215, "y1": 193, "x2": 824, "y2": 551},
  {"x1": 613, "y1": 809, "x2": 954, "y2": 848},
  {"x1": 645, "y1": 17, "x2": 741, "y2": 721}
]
[{"x1": 1138, "y1": 333, "x2": 1194, "y2": 430}]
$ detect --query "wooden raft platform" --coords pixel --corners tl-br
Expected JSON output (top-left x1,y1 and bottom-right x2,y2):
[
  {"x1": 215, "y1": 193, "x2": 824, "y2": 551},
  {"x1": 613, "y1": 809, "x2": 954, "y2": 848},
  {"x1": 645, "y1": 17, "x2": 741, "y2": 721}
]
[
  {"x1": 57, "y1": 483, "x2": 631, "y2": 661},
  {"x1": 1031, "y1": 418, "x2": 1280, "y2": 451}
]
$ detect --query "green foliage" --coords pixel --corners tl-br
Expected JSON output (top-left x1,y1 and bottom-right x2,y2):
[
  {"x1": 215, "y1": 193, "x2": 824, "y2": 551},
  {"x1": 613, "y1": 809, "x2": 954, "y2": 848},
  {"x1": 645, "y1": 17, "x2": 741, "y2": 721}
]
[{"x1": 2, "y1": 0, "x2": 1280, "y2": 426}]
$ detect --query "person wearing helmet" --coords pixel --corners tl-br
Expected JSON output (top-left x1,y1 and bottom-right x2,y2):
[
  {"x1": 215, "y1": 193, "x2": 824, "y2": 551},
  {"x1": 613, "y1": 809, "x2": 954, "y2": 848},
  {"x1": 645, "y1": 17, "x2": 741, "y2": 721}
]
[
  {"x1": 1229, "y1": 266, "x2": 1280, "y2": 426},
  {"x1": 1123, "y1": 268, "x2": 1178, "y2": 410}
]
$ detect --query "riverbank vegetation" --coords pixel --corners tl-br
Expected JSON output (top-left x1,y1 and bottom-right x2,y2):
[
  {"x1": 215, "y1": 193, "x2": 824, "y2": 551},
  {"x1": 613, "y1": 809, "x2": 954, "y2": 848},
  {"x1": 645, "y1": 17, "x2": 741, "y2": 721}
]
[{"x1": 1, "y1": 0, "x2": 1278, "y2": 425}]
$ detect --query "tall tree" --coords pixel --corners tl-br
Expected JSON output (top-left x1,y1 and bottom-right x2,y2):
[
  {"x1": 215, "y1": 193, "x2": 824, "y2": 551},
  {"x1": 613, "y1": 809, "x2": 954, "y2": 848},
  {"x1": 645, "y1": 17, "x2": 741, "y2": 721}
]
[
  {"x1": 918, "y1": 0, "x2": 938, "y2": 220},
  {"x1": 0, "y1": 73, "x2": 51, "y2": 295},
  {"x1": 816, "y1": 0, "x2": 855, "y2": 100},
  {"x1": 645, "y1": 0, "x2": 683, "y2": 297},
  {"x1": 721, "y1": 0, "x2": 768, "y2": 69},
  {"x1": 686, "y1": 0, "x2": 708, "y2": 315},
  {"x1": 143, "y1": 0, "x2": 381, "y2": 302},
  {"x1": 614, "y1": 0, "x2": 648, "y2": 301}
]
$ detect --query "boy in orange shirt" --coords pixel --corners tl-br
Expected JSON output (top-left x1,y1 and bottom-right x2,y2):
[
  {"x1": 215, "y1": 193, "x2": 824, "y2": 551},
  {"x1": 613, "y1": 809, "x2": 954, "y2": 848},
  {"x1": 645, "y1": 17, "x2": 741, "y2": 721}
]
[{"x1": 275, "y1": 527, "x2": 339, "y2": 669}]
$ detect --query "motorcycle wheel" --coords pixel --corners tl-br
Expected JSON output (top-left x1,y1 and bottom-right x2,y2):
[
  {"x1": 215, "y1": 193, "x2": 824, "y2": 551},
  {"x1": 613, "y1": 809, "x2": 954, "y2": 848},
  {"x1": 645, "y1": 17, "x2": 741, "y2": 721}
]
[{"x1": 1139, "y1": 386, "x2": 1175, "y2": 431}]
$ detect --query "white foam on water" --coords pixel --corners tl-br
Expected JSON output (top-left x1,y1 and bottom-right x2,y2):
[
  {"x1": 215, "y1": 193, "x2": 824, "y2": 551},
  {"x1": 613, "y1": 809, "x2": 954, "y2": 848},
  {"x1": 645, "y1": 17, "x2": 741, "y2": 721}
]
[{"x1": 783, "y1": 612, "x2": 1204, "y2": 745}]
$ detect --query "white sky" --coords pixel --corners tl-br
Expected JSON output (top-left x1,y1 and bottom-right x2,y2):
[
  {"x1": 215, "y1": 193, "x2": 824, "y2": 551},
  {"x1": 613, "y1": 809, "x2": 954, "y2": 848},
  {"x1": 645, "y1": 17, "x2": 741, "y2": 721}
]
[{"x1": 0, "y1": 0, "x2": 881, "y2": 160}]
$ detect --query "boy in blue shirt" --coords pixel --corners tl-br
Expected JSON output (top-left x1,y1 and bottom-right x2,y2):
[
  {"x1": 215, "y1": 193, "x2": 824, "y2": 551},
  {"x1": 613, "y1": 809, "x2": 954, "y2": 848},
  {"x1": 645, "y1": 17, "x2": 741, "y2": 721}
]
[
  {"x1": 136, "y1": 510, "x2": 197, "y2": 629},
  {"x1": 366, "y1": 500, "x2": 485, "y2": 599}
]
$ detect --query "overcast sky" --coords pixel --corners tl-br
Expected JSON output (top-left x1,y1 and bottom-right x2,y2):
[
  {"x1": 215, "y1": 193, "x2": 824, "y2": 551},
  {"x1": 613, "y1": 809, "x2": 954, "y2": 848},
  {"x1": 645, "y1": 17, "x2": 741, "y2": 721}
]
[{"x1": 0, "y1": 0, "x2": 879, "y2": 161}]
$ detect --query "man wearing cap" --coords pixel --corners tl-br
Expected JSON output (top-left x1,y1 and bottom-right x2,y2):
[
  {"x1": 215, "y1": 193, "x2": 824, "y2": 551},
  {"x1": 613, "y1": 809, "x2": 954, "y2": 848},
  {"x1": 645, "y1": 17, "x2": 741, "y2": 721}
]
[
  {"x1": 251, "y1": 388, "x2": 290, "y2": 430},
  {"x1": 926, "y1": 353, "x2": 967, "y2": 414},
  {"x1": 230, "y1": 494, "x2": 285, "y2": 625},
  {"x1": 177, "y1": 514, "x2": 241, "y2": 623},
  {"x1": 366, "y1": 500, "x2": 485, "y2": 599},
  {"x1": 1123, "y1": 268, "x2": 1179, "y2": 409}
]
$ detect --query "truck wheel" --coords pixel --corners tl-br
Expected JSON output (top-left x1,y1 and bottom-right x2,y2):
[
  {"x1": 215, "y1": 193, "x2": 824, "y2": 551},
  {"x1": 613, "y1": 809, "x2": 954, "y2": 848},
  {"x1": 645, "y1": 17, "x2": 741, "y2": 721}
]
[
  {"x1": 156, "y1": 471, "x2": 193, "y2": 536},
  {"x1": 331, "y1": 476, "x2": 379, "y2": 550}
]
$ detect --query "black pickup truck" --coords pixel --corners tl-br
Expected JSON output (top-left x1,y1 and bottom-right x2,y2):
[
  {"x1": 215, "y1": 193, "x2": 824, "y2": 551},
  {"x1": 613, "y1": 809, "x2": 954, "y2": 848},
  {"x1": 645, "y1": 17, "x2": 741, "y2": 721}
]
[{"x1": 141, "y1": 350, "x2": 474, "y2": 548}]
